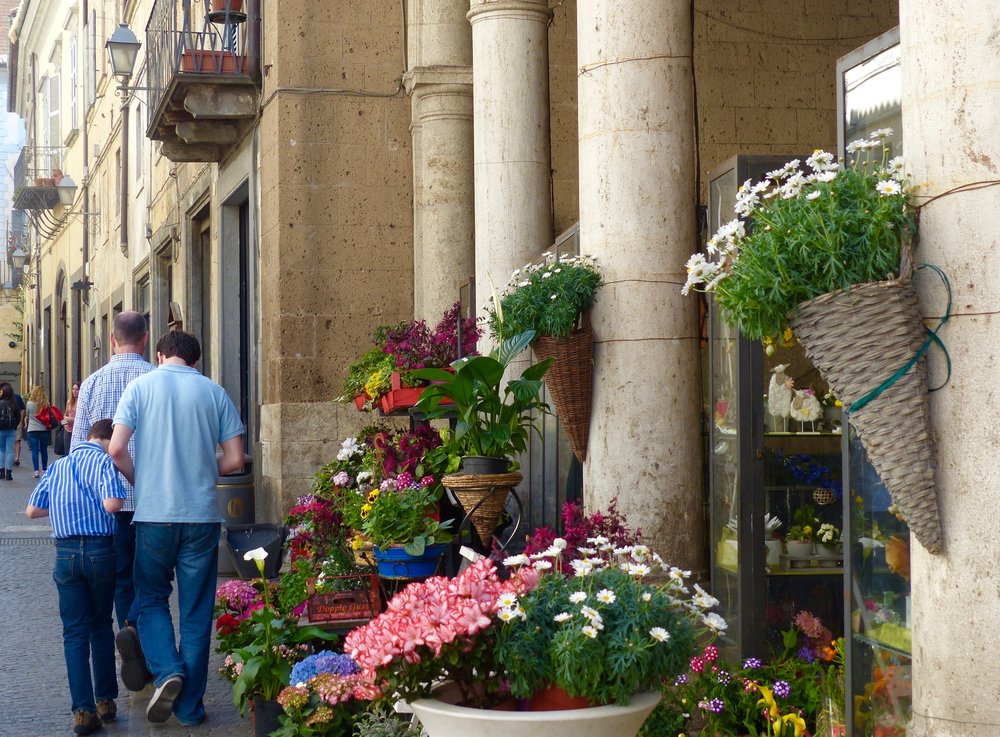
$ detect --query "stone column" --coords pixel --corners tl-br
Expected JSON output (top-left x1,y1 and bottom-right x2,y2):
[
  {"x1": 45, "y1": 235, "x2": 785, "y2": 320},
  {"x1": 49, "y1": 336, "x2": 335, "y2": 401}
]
[
  {"x1": 468, "y1": 0, "x2": 553, "y2": 318},
  {"x1": 902, "y1": 2, "x2": 1000, "y2": 735},
  {"x1": 405, "y1": 0, "x2": 475, "y2": 322},
  {"x1": 577, "y1": 0, "x2": 703, "y2": 572}
]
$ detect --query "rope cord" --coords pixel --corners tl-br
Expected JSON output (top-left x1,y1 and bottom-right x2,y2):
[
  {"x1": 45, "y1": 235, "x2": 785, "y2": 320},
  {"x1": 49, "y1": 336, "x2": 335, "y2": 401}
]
[{"x1": 847, "y1": 263, "x2": 952, "y2": 415}]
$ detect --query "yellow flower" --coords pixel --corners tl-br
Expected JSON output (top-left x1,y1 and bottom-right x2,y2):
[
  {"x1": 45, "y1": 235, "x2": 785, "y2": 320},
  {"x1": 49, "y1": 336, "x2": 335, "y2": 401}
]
[
  {"x1": 367, "y1": 489, "x2": 379, "y2": 504},
  {"x1": 351, "y1": 536, "x2": 364, "y2": 551},
  {"x1": 781, "y1": 327, "x2": 795, "y2": 347},
  {"x1": 803, "y1": 525, "x2": 812, "y2": 535},
  {"x1": 834, "y1": 399, "x2": 843, "y2": 407}
]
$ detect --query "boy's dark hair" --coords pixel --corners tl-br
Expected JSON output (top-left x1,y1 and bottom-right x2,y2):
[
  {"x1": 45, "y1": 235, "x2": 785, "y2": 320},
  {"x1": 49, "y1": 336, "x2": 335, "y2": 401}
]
[
  {"x1": 88, "y1": 419, "x2": 114, "y2": 441},
  {"x1": 156, "y1": 330, "x2": 201, "y2": 366}
]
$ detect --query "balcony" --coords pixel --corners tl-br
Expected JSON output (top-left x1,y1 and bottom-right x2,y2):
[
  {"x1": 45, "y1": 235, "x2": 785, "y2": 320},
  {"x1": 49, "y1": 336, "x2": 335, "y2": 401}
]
[
  {"x1": 12, "y1": 147, "x2": 64, "y2": 211},
  {"x1": 146, "y1": 0, "x2": 260, "y2": 163}
]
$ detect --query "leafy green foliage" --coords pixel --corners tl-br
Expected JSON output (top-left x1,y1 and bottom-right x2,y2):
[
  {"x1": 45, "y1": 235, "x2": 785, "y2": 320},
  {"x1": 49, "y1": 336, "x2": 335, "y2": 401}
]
[
  {"x1": 412, "y1": 331, "x2": 552, "y2": 460},
  {"x1": 685, "y1": 135, "x2": 916, "y2": 341},
  {"x1": 488, "y1": 253, "x2": 602, "y2": 339},
  {"x1": 493, "y1": 566, "x2": 697, "y2": 706},
  {"x1": 359, "y1": 483, "x2": 452, "y2": 554}
]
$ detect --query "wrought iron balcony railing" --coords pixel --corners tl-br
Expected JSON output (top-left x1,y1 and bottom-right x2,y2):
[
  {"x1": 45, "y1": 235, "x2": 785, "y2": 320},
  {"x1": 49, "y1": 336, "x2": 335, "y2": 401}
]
[
  {"x1": 12, "y1": 146, "x2": 65, "y2": 210},
  {"x1": 146, "y1": 0, "x2": 260, "y2": 149}
]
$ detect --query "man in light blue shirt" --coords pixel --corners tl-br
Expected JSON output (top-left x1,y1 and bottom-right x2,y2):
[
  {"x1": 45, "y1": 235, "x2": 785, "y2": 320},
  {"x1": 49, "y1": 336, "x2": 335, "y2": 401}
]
[{"x1": 110, "y1": 331, "x2": 244, "y2": 726}]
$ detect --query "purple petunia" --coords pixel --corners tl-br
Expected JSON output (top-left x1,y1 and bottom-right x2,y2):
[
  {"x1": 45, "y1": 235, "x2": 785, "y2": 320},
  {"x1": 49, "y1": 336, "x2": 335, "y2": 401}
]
[
  {"x1": 773, "y1": 680, "x2": 791, "y2": 699},
  {"x1": 742, "y1": 657, "x2": 763, "y2": 669}
]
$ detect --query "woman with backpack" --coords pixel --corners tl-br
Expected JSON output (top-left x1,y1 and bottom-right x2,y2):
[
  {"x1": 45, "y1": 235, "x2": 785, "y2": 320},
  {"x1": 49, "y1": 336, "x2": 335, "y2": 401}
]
[
  {"x1": 0, "y1": 383, "x2": 20, "y2": 480},
  {"x1": 25, "y1": 385, "x2": 62, "y2": 479}
]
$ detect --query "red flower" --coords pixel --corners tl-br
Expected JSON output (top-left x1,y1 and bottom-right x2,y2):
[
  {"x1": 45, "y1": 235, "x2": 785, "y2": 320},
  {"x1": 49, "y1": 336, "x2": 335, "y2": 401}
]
[{"x1": 216, "y1": 613, "x2": 240, "y2": 635}]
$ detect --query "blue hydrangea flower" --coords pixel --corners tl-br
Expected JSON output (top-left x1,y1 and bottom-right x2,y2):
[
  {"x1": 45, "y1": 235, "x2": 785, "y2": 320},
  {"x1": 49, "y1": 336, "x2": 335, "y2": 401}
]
[
  {"x1": 289, "y1": 651, "x2": 359, "y2": 685},
  {"x1": 773, "y1": 680, "x2": 791, "y2": 699}
]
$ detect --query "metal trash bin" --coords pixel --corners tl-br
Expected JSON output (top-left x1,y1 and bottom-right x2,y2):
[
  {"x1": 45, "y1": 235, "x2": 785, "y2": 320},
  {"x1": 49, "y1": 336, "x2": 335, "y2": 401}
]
[
  {"x1": 225, "y1": 524, "x2": 288, "y2": 579},
  {"x1": 217, "y1": 468, "x2": 254, "y2": 575}
]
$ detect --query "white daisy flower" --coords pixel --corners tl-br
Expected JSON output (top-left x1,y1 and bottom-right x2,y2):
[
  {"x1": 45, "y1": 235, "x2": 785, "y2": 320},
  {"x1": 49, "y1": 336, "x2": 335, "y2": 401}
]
[
  {"x1": 503, "y1": 554, "x2": 531, "y2": 568},
  {"x1": 596, "y1": 589, "x2": 617, "y2": 605},
  {"x1": 627, "y1": 563, "x2": 652, "y2": 577},
  {"x1": 692, "y1": 583, "x2": 720, "y2": 610},
  {"x1": 533, "y1": 560, "x2": 553, "y2": 571},
  {"x1": 806, "y1": 191, "x2": 822, "y2": 201},
  {"x1": 581, "y1": 605, "x2": 600, "y2": 620},
  {"x1": 702, "y1": 612, "x2": 729, "y2": 634},
  {"x1": 554, "y1": 612, "x2": 572, "y2": 623},
  {"x1": 576, "y1": 546, "x2": 597, "y2": 556},
  {"x1": 586, "y1": 536, "x2": 609, "y2": 545},
  {"x1": 876, "y1": 179, "x2": 902, "y2": 196},
  {"x1": 581, "y1": 625, "x2": 598, "y2": 639},
  {"x1": 496, "y1": 592, "x2": 518, "y2": 609},
  {"x1": 570, "y1": 559, "x2": 595, "y2": 577},
  {"x1": 569, "y1": 591, "x2": 587, "y2": 604},
  {"x1": 552, "y1": 538, "x2": 568, "y2": 550},
  {"x1": 650, "y1": 627, "x2": 671, "y2": 642},
  {"x1": 642, "y1": 592, "x2": 653, "y2": 602},
  {"x1": 497, "y1": 608, "x2": 518, "y2": 622}
]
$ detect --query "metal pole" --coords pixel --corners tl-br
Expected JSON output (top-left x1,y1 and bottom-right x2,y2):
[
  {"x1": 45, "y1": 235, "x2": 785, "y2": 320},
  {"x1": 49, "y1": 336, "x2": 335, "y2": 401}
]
[{"x1": 119, "y1": 79, "x2": 129, "y2": 256}]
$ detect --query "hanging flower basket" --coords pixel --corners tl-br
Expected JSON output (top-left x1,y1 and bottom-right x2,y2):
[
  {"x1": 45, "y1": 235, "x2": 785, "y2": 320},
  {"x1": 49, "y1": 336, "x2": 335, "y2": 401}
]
[
  {"x1": 790, "y1": 277, "x2": 942, "y2": 554},
  {"x1": 531, "y1": 314, "x2": 594, "y2": 463}
]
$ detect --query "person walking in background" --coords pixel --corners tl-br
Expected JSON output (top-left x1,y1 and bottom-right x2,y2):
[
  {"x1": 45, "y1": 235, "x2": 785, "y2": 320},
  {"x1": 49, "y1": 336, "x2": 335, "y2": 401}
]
[
  {"x1": 71, "y1": 311, "x2": 154, "y2": 687},
  {"x1": 64, "y1": 381, "x2": 80, "y2": 436},
  {"x1": 13, "y1": 385, "x2": 25, "y2": 467},
  {"x1": 25, "y1": 419, "x2": 127, "y2": 735},
  {"x1": 25, "y1": 385, "x2": 60, "y2": 478},
  {"x1": 0, "y1": 383, "x2": 21, "y2": 479},
  {"x1": 110, "y1": 330, "x2": 244, "y2": 725}
]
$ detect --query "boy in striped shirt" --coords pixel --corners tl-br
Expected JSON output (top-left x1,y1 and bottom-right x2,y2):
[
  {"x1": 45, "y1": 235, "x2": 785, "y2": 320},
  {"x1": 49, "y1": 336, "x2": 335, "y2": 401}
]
[{"x1": 26, "y1": 419, "x2": 126, "y2": 735}]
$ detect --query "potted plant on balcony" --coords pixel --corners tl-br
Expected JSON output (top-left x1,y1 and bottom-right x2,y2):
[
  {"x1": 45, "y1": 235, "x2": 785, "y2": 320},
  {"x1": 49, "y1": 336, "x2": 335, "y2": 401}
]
[
  {"x1": 412, "y1": 329, "x2": 552, "y2": 544},
  {"x1": 488, "y1": 253, "x2": 602, "y2": 462}
]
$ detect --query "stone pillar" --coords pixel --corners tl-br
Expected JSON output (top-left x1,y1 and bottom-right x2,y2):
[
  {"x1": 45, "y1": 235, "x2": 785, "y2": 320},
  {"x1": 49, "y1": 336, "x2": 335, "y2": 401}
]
[
  {"x1": 405, "y1": 0, "x2": 475, "y2": 322},
  {"x1": 902, "y1": 2, "x2": 1000, "y2": 735},
  {"x1": 468, "y1": 0, "x2": 553, "y2": 317},
  {"x1": 577, "y1": 0, "x2": 703, "y2": 572}
]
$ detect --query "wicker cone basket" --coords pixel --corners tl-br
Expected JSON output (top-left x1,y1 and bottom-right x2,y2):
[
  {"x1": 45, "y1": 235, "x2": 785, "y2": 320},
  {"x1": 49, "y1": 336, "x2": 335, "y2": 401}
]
[
  {"x1": 442, "y1": 472, "x2": 522, "y2": 544},
  {"x1": 531, "y1": 318, "x2": 594, "y2": 463},
  {"x1": 790, "y1": 279, "x2": 942, "y2": 554}
]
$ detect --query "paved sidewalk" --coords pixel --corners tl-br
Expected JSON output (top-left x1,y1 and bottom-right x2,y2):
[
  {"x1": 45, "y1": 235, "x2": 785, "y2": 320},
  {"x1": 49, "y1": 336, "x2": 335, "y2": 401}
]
[{"x1": 0, "y1": 467, "x2": 251, "y2": 737}]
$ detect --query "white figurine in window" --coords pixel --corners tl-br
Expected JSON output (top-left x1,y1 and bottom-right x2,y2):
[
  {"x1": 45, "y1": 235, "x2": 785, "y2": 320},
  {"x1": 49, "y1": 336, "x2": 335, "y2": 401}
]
[
  {"x1": 767, "y1": 364, "x2": 793, "y2": 432},
  {"x1": 790, "y1": 387, "x2": 823, "y2": 431}
]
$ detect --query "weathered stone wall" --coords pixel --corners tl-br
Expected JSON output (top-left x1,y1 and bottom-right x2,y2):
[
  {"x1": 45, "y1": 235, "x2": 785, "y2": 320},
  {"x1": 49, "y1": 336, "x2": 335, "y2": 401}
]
[
  {"x1": 549, "y1": 0, "x2": 578, "y2": 237},
  {"x1": 694, "y1": 1, "x2": 898, "y2": 200},
  {"x1": 258, "y1": 0, "x2": 413, "y2": 516}
]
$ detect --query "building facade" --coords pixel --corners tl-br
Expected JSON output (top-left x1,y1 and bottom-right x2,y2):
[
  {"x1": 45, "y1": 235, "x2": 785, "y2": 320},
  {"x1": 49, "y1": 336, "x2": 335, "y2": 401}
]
[{"x1": 6, "y1": 1, "x2": 997, "y2": 733}]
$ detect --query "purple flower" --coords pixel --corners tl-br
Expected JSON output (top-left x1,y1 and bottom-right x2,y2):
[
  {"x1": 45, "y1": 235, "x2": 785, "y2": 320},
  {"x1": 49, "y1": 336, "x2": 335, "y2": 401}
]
[
  {"x1": 707, "y1": 698, "x2": 725, "y2": 713},
  {"x1": 797, "y1": 645, "x2": 817, "y2": 663},
  {"x1": 674, "y1": 674, "x2": 689, "y2": 686},
  {"x1": 717, "y1": 670, "x2": 731, "y2": 685},
  {"x1": 289, "y1": 651, "x2": 359, "y2": 685},
  {"x1": 742, "y1": 657, "x2": 762, "y2": 669},
  {"x1": 773, "y1": 680, "x2": 791, "y2": 699}
]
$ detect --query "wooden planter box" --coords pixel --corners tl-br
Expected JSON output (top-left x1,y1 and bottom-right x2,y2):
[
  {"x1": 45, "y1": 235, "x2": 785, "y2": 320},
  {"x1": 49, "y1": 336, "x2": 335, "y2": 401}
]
[
  {"x1": 180, "y1": 50, "x2": 249, "y2": 74},
  {"x1": 306, "y1": 573, "x2": 380, "y2": 623}
]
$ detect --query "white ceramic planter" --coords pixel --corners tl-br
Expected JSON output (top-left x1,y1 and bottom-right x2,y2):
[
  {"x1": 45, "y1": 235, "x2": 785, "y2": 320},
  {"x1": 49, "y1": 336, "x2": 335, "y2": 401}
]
[{"x1": 410, "y1": 690, "x2": 661, "y2": 737}]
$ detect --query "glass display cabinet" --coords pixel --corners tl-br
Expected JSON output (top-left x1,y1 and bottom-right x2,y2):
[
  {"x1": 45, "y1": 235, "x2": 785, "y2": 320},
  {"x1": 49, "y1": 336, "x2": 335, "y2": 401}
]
[
  {"x1": 844, "y1": 431, "x2": 911, "y2": 737},
  {"x1": 707, "y1": 155, "x2": 846, "y2": 661}
]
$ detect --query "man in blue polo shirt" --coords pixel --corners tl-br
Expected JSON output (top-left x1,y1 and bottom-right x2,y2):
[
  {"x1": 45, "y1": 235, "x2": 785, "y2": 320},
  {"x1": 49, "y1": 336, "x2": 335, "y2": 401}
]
[
  {"x1": 26, "y1": 419, "x2": 126, "y2": 735},
  {"x1": 110, "y1": 331, "x2": 245, "y2": 726}
]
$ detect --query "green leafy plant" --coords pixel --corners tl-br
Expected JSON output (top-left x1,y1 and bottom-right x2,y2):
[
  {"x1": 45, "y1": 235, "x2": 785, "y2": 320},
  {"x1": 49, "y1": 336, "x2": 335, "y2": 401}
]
[
  {"x1": 357, "y1": 481, "x2": 452, "y2": 556},
  {"x1": 787, "y1": 504, "x2": 821, "y2": 543},
  {"x1": 351, "y1": 704, "x2": 420, "y2": 737},
  {"x1": 412, "y1": 330, "x2": 552, "y2": 461},
  {"x1": 488, "y1": 252, "x2": 602, "y2": 339},
  {"x1": 683, "y1": 131, "x2": 915, "y2": 341}
]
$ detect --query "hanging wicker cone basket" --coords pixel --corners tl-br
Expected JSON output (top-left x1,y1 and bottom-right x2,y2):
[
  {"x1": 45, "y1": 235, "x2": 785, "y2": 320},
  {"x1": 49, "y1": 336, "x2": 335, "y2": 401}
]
[
  {"x1": 531, "y1": 315, "x2": 594, "y2": 463},
  {"x1": 789, "y1": 278, "x2": 942, "y2": 554},
  {"x1": 442, "y1": 472, "x2": 522, "y2": 544}
]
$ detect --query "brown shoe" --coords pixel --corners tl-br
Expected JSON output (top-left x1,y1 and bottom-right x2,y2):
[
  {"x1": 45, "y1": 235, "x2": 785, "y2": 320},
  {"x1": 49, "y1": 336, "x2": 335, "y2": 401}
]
[
  {"x1": 96, "y1": 699, "x2": 117, "y2": 723},
  {"x1": 73, "y1": 710, "x2": 103, "y2": 735}
]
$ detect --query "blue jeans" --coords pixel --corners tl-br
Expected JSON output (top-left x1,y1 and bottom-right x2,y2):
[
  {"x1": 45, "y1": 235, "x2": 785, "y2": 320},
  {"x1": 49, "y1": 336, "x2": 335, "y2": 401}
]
[
  {"x1": 26, "y1": 430, "x2": 49, "y2": 471},
  {"x1": 0, "y1": 428, "x2": 14, "y2": 469},
  {"x1": 54, "y1": 536, "x2": 119, "y2": 714},
  {"x1": 113, "y1": 511, "x2": 139, "y2": 629},
  {"x1": 134, "y1": 522, "x2": 220, "y2": 725}
]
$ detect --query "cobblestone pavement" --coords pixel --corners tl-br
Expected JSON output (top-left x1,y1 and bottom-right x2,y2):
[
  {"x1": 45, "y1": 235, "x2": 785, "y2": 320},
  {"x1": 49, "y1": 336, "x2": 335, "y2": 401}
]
[{"x1": 0, "y1": 467, "x2": 251, "y2": 737}]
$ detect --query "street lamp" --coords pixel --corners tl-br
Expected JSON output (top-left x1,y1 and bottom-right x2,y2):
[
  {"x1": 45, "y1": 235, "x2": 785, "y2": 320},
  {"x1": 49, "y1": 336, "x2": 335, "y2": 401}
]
[
  {"x1": 106, "y1": 22, "x2": 141, "y2": 79},
  {"x1": 105, "y1": 22, "x2": 141, "y2": 257},
  {"x1": 56, "y1": 174, "x2": 77, "y2": 207},
  {"x1": 11, "y1": 247, "x2": 26, "y2": 273}
]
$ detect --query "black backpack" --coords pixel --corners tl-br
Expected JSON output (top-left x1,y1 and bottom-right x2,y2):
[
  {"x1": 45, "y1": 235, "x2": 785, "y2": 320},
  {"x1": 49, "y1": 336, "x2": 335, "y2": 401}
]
[{"x1": 0, "y1": 399, "x2": 17, "y2": 430}]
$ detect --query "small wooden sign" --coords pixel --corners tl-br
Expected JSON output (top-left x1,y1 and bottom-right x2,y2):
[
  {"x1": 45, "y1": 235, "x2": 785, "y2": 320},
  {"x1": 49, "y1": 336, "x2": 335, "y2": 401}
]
[{"x1": 306, "y1": 574, "x2": 380, "y2": 623}]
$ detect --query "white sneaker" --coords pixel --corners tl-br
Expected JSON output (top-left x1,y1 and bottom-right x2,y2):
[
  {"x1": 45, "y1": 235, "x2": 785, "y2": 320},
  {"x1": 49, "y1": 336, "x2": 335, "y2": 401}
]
[
  {"x1": 32, "y1": 471, "x2": 39, "y2": 478},
  {"x1": 147, "y1": 675, "x2": 183, "y2": 723}
]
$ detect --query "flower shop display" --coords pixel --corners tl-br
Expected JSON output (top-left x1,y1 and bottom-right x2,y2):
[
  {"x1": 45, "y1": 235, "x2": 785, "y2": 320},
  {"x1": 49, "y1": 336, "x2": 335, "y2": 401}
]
[
  {"x1": 684, "y1": 131, "x2": 943, "y2": 554},
  {"x1": 784, "y1": 505, "x2": 821, "y2": 567},
  {"x1": 413, "y1": 330, "x2": 551, "y2": 545},
  {"x1": 318, "y1": 428, "x2": 454, "y2": 578},
  {"x1": 217, "y1": 548, "x2": 339, "y2": 718},
  {"x1": 340, "y1": 303, "x2": 480, "y2": 413},
  {"x1": 649, "y1": 612, "x2": 843, "y2": 737},
  {"x1": 342, "y1": 524, "x2": 726, "y2": 737},
  {"x1": 271, "y1": 651, "x2": 374, "y2": 737},
  {"x1": 488, "y1": 252, "x2": 603, "y2": 463}
]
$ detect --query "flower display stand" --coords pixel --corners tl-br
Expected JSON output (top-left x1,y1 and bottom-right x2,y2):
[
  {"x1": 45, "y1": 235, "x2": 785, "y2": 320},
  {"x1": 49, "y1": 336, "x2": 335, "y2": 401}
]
[
  {"x1": 410, "y1": 690, "x2": 661, "y2": 737},
  {"x1": 442, "y1": 472, "x2": 523, "y2": 550}
]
